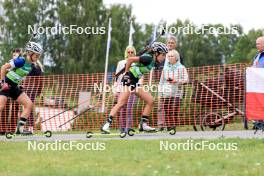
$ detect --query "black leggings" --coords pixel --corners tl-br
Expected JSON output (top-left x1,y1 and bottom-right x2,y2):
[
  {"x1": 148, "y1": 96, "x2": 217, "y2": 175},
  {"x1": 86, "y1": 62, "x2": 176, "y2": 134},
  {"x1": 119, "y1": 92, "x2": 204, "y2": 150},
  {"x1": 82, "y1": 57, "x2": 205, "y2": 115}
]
[{"x1": 161, "y1": 97, "x2": 181, "y2": 127}]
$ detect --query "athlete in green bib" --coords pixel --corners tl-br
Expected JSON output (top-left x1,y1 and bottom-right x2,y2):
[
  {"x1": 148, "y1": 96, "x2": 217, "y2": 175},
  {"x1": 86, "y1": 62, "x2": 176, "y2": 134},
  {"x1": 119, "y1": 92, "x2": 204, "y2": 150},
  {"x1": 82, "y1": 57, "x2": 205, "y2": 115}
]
[
  {"x1": 102, "y1": 42, "x2": 168, "y2": 133},
  {"x1": 0, "y1": 42, "x2": 43, "y2": 135}
]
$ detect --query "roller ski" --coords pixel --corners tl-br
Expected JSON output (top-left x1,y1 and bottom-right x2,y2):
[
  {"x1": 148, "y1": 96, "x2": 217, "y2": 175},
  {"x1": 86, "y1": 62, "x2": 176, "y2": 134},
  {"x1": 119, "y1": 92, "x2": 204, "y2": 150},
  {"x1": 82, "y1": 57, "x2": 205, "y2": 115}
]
[
  {"x1": 86, "y1": 131, "x2": 127, "y2": 138},
  {"x1": 5, "y1": 130, "x2": 33, "y2": 140},
  {"x1": 5, "y1": 118, "x2": 52, "y2": 139},
  {"x1": 5, "y1": 130, "x2": 52, "y2": 139},
  {"x1": 86, "y1": 119, "x2": 127, "y2": 138},
  {"x1": 5, "y1": 131, "x2": 52, "y2": 139},
  {"x1": 5, "y1": 118, "x2": 31, "y2": 139},
  {"x1": 127, "y1": 125, "x2": 176, "y2": 136},
  {"x1": 127, "y1": 117, "x2": 176, "y2": 136},
  {"x1": 157, "y1": 126, "x2": 176, "y2": 135}
]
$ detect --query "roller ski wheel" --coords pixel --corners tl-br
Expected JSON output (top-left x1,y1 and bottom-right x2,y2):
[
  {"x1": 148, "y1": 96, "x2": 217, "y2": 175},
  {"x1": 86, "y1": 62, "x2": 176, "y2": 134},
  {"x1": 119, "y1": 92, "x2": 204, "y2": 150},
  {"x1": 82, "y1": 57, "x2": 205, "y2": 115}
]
[
  {"x1": 127, "y1": 129, "x2": 135, "y2": 136},
  {"x1": 119, "y1": 132, "x2": 127, "y2": 138},
  {"x1": 44, "y1": 130, "x2": 52, "y2": 138},
  {"x1": 86, "y1": 132, "x2": 93, "y2": 138},
  {"x1": 5, "y1": 132, "x2": 15, "y2": 139},
  {"x1": 168, "y1": 127, "x2": 176, "y2": 135}
]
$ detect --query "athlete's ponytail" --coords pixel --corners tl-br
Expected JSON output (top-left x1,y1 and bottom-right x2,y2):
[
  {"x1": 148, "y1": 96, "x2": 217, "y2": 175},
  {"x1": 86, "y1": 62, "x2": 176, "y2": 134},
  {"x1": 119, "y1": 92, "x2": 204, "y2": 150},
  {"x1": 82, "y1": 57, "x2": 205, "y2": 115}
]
[{"x1": 36, "y1": 60, "x2": 44, "y2": 73}]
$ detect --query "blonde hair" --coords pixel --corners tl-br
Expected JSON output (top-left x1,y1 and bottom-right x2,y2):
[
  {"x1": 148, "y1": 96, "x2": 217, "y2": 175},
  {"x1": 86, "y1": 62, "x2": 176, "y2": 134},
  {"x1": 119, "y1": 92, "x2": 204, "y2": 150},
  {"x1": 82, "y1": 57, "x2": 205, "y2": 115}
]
[{"x1": 124, "y1": 46, "x2": 136, "y2": 59}]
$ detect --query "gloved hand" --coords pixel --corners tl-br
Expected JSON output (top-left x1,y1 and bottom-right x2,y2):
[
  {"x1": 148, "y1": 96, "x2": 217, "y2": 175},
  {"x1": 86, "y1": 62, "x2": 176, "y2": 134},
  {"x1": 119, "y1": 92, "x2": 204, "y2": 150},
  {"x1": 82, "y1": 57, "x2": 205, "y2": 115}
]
[
  {"x1": 0, "y1": 80, "x2": 9, "y2": 91},
  {"x1": 122, "y1": 73, "x2": 131, "y2": 85}
]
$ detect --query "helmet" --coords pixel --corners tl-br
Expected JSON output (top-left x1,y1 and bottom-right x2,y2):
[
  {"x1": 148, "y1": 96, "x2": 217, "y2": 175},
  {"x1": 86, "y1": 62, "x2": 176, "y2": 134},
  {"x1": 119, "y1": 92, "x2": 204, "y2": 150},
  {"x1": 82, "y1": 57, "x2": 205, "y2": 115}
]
[
  {"x1": 26, "y1": 42, "x2": 43, "y2": 54},
  {"x1": 151, "y1": 42, "x2": 168, "y2": 54}
]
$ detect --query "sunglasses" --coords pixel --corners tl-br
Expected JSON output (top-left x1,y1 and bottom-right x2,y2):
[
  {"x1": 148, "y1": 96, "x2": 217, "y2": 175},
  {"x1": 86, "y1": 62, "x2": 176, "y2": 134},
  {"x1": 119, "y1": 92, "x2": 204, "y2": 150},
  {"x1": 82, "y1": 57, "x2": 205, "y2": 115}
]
[{"x1": 127, "y1": 51, "x2": 134, "y2": 54}]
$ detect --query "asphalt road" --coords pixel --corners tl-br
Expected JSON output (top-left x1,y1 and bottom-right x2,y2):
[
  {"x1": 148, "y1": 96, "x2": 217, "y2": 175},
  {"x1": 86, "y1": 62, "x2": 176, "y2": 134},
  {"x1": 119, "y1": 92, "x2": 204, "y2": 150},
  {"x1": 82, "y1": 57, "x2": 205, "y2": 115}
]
[{"x1": 0, "y1": 130, "x2": 263, "y2": 142}]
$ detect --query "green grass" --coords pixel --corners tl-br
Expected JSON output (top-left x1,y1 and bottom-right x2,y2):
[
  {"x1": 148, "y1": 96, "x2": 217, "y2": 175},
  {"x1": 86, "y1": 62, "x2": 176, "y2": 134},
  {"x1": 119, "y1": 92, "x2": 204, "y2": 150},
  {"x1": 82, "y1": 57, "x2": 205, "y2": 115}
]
[{"x1": 0, "y1": 138, "x2": 263, "y2": 176}]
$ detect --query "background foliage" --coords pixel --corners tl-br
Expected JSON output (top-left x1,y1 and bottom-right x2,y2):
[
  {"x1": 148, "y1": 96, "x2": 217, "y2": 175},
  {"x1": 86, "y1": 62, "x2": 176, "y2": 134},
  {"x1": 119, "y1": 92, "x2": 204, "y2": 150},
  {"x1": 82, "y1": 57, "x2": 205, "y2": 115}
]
[{"x1": 0, "y1": 0, "x2": 263, "y2": 74}]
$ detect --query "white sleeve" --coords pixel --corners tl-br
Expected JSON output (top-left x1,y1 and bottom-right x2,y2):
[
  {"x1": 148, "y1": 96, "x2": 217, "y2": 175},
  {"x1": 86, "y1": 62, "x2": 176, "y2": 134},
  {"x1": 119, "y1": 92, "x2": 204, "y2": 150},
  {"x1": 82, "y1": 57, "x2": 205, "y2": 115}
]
[
  {"x1": 115, "y1": 60, "x2": 126, "y2": 74},
  {"x1": 115, "y1": 61, "x2": 122, "y2": 74},
  {"x1": 9, "y1": 59, "x2": 16, "y2": 69}
]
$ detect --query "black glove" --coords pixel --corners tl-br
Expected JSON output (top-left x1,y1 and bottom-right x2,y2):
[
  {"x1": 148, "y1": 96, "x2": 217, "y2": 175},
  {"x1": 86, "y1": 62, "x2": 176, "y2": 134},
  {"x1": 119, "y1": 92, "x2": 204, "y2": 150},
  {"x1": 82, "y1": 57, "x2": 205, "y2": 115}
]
[{"x1": 122, "y1": 73, "x2": 131, "y2": 86}]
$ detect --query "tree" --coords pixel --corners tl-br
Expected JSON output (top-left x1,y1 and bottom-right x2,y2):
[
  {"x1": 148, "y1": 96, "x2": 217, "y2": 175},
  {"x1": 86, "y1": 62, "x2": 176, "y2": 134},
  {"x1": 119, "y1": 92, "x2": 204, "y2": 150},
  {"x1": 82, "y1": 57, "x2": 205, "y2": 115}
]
[
  {"x1": 228, "y1": 29, "x2": 263, "y2": 64},
  {"x1": 0, "y1": 0, "x2": 38, "y2": 63},
  {"x1": 1, "y1": 0, "x2": 263, "y2": 73},
  {"x1": 168, "y1": 20, "x2": 243, "y2": 67}
]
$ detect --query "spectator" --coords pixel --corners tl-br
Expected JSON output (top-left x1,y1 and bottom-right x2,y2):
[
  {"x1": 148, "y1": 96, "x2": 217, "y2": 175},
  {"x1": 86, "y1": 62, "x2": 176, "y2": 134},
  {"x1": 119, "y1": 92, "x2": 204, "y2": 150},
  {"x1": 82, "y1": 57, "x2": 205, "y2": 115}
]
[
  {"x1": 165, "y1": 35, "x2": 184, "y2": 65},
  {"x1": 113, "y1": 45, "x2": 137, "y2": 133},
  {"x1": 154, "y1": 35, "x2": 184, "y2": 71},
  {"x1": 156, "y1": 36, "x2": 184, "y2": 124},
  {"x1": 158, "y1": 49, "x2": 188, "y2": 130},
  {"x1": 252, "y1": 36, "x2": 264, "y2": 68}
]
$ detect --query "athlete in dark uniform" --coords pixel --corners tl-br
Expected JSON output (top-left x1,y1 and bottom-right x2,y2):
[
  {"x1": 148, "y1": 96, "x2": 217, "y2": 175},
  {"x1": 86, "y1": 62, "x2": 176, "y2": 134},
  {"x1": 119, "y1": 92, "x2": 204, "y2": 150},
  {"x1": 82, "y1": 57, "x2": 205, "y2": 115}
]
[
  {"x1": 0, "y1": 42, "x2": 43, "y2": 135},
  {"x1": 102, "y1": 42, "x2": 168, "y2": 133}
]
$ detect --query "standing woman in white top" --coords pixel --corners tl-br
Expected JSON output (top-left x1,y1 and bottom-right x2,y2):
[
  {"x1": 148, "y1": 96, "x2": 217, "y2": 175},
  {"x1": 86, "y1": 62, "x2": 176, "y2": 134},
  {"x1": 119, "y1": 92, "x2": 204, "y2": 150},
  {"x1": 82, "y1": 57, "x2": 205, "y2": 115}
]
[
  {"x1": 158, "y1": 49, "x2": 188, "y2": 130},
  {"x1": 113, "y1": 46, "x2": 137, "y2": 133}
]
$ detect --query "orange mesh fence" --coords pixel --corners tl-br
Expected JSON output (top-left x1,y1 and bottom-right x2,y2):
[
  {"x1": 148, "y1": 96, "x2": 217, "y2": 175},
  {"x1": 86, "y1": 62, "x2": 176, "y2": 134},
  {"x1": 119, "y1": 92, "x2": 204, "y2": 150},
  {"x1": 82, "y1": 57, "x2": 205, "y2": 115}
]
[
  {"x1": 147, "y1": 63, "x2": 246, "y2": 130},
  {"x1": 0, "y1": 63, "x2": 246, "y2": 133}
]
